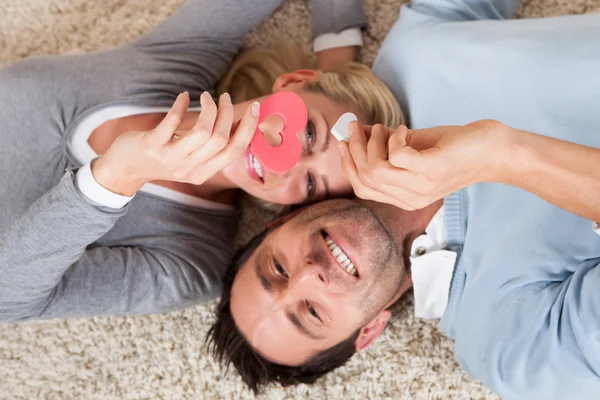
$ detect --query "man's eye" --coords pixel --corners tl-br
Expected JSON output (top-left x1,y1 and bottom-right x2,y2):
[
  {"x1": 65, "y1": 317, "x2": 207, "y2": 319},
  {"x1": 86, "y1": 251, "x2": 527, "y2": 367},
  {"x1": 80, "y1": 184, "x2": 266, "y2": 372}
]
[
  {"x1": 274, "y1": 259, "x2": 288, "y2": 279},
  {"x1": 306, "y1": 301, "x2": 321, "y2": 321}
]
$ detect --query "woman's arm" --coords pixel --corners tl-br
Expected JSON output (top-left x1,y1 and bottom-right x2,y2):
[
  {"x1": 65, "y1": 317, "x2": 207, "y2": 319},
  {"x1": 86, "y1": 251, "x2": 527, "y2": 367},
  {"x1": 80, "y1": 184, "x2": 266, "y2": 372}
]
[
  {"x1": 0, "y1": 93, "x2": 259, "y2": 322},
  {"x1": 311, "y1": 0, "x2": 367, "y2": 70},
  {"x1": 339, "y1": 120, "x2": 600, "y2": 222},
  {"x1": 0, "y1": 172, "x2": 224, "y2": 322}
]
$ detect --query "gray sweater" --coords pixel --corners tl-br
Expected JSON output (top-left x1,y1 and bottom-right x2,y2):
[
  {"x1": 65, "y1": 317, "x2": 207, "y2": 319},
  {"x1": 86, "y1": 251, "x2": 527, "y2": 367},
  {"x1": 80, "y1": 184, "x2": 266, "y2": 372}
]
[{"x1": 0, "y1": 0, "x2": 366, "y2": 322}]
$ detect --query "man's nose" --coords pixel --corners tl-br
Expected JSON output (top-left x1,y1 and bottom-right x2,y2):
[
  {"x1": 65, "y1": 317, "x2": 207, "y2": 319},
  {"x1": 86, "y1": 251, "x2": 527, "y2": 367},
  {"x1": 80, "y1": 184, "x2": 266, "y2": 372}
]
[{"x1": 289, "y1": 262, "x2": 328, "y2": 293}]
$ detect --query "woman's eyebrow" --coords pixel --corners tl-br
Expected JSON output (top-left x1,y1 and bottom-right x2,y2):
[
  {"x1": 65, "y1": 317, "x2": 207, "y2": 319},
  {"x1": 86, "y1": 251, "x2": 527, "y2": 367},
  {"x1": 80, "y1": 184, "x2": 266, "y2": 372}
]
[
  {"x1": 316, "y1": 112, "x2": 331, "y2": 199},
  {"x1": 320, "y1": 112, "x2": 331, "y2": 153}
]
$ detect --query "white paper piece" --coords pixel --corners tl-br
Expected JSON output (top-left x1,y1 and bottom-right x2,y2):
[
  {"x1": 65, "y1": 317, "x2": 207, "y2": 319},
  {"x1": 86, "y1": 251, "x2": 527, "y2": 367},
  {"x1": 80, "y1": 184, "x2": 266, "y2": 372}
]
[{"x1": 330, "y1": 112, "x2": 358, "y2": 142}]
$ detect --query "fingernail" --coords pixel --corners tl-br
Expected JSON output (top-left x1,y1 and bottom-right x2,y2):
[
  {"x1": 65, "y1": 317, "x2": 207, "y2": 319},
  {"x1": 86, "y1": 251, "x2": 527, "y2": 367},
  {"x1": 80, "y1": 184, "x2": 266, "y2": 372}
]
[
  {"x1": 201, "y1": 91, "x2": 209, "y2": 101},
  {"x1": 221, "y1": 92, "x2": 231, "y2": 103},
  {"x1": 338, "y1": 142, "x2": 344, "y2": 156},
  {"x1": 251, "y1": 102, "x2": 260, "y2": 117}
]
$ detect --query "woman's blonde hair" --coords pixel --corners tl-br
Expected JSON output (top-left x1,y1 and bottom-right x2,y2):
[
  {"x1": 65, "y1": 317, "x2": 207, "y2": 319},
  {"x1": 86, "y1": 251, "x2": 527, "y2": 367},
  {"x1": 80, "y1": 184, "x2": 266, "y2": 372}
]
[
  {"x1": 218, "y1": 41, "x2": 403, "y2": 128},
  {"x1": 218, "y1": 41, "x2": 403, "y2": 211}
]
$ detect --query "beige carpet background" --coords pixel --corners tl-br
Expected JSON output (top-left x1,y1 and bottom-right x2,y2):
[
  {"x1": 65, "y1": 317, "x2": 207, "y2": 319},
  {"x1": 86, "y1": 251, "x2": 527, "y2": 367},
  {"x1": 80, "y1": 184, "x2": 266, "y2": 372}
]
[{"x1": 1, "y1": 0, "x2": 598, "y2": 399}]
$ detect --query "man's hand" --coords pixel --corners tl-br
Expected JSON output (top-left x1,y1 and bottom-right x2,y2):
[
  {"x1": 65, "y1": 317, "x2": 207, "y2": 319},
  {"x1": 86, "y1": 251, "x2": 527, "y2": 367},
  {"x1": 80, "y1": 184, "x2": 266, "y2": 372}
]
[
  {"x1": 316, "y1": 46, "x2": 359, "y2": 71},
  {"x1": 338, "y1": 120, "x2": 511, "y2": 210},
  {"x1": 92, "y1": 92, "x2": 259, "y2": 196}
]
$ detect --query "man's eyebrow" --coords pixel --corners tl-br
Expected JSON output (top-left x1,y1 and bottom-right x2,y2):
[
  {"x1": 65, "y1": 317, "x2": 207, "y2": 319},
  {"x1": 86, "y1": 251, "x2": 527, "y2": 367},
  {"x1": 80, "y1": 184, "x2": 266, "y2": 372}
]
[
  {"x1": 286, "y1": 311, "x2": 323, "y2": 340},
  {"x1": 254, "y1": 258, "x2": 274, "y2": 292}
]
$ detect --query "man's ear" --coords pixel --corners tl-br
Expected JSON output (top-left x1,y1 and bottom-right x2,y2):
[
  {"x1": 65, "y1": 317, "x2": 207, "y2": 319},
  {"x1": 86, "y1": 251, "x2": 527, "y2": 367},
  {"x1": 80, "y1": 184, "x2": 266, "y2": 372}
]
[
  {"x1": 354, "y1": 310, "x2": 392, "y2": 352},
  {"x1": 272, "y1": 70, "x2": 321, "y2": 92}
]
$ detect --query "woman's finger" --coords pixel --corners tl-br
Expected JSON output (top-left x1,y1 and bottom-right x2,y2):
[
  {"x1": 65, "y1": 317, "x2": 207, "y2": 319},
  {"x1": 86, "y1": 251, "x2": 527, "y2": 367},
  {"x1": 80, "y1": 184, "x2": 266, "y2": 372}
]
[
  {"x1": 192, "y1": 91, "x2": 218, "y2": 142},
  {"x1": 175, "y1": 92, "x2": 233, "y2": 156},
  {"x1": 187, "y1": 102, "x2": 260, "y2": 183},
  {"x1": 212, "y1": 92, "x2": 234, "y2": 144},
  {"x1": 153, "y1": 92, "x2": 190, "y2": 144}
]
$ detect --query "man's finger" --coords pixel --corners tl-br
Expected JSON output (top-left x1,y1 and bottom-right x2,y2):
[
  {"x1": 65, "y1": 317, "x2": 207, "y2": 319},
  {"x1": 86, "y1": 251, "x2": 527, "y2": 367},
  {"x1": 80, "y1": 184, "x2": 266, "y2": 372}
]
[
  {"x1": 388, "y1": 126, "x2": 432, "y2": 172},
  {"x1": 348, "y1": 121, "x2": 370, "y2": 171},
  {"x1": 340, "y1": 141, "x2": 415, "y2": 210},
  {"x1": 367, "y1": 124, "x2": 390, "y2": 164},
  {"x1": 154, "y1": 92, "x2": 190, "y2": 144}
]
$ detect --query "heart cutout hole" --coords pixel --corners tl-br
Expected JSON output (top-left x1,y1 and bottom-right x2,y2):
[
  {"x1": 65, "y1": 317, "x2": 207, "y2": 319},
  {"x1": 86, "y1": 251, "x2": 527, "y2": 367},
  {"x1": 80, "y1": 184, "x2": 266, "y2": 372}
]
[{"x1": 258, "y1": 114, "x2": 284, "y2": 147}]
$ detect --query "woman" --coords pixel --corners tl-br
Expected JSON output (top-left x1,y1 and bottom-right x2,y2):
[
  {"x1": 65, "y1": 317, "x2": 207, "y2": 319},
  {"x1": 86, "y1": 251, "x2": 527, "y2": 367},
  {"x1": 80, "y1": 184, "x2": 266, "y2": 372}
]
[{"x1": 0, "y1": 0, "x2": 401, "y2": 322}]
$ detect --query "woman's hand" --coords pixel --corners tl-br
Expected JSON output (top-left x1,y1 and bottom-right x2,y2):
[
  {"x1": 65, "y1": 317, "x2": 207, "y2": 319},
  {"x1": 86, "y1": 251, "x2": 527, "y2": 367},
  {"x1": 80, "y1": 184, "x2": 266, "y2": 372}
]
[
  {"x1": 92, "y1": 91, "x2": 259, "y2": 196},
  {"x1": 339, "y1": 120, "x2": 512, "y2": 210}
]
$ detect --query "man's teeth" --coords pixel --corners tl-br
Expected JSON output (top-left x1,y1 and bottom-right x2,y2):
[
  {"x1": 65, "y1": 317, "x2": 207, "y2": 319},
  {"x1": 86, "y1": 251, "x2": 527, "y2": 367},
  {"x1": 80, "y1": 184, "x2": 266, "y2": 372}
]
[
  {"x1": 325, "y1": 235, "x2": 358, "y2": 277},
  {"x1": 252, "y1": 155, "x2": 263, "y2": 179}
]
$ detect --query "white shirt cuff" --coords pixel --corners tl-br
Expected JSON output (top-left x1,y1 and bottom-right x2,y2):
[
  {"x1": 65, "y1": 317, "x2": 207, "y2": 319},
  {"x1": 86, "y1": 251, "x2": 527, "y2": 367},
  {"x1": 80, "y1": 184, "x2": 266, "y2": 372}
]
[
  {"x1": 593, "y1": 221, "x2": 600, "y2": 235},
  {"x1": 313, "y1": 28, "x2": 363, "y2": 53},
  {"x1": 75, "y1": 162, "x2": 135, "y2": 209}
]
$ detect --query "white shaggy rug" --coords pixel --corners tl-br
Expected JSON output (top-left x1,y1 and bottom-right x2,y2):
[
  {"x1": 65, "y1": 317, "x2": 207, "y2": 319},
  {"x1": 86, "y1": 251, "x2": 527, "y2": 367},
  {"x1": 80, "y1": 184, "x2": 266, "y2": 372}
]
[{"x1": 1, "y1": 0, "x2": 598, "y2": 399}]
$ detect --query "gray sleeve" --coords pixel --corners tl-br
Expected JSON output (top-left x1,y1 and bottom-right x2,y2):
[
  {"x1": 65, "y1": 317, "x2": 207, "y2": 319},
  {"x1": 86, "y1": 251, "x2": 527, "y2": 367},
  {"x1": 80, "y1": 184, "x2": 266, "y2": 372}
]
[
  {"x1": 0, "y1": 172, "x2": 217, "y2": 322},
  {"x1": 410, "y1": 0, "x2": 519, "y2": 21},
  {"x1": 310, "y1": 0, "x2": 367, "y2": 38},
  {"x1": 131, "y1": 0, "x2": 285, "y2": 91}
]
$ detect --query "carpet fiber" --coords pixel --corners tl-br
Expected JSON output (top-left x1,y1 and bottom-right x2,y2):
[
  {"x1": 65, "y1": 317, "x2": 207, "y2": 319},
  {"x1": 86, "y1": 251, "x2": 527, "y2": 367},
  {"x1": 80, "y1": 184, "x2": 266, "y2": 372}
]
[{"x1": 1, "y1": 0, "x2": 598, "y2": 399}]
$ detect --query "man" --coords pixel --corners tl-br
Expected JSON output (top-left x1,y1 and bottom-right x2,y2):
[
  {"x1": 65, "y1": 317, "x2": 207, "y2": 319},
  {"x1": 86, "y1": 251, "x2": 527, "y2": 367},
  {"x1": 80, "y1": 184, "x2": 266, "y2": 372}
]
[{"x1": 207, "y1": 118, "x2": 600, "y2": 398}]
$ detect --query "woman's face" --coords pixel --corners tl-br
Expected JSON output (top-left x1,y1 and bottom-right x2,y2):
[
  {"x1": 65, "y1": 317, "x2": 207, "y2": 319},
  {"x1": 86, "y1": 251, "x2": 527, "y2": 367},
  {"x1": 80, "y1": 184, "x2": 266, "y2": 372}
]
[{"x1": 222, "y1": 84, "x2": 364, "y2": 205}]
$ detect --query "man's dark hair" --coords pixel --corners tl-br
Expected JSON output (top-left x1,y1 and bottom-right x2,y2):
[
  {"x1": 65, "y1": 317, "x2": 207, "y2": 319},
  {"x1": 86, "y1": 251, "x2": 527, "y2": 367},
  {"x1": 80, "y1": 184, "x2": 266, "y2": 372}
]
[{"x1": 206, "y1": 228, "x2": 360, "y2": 394}]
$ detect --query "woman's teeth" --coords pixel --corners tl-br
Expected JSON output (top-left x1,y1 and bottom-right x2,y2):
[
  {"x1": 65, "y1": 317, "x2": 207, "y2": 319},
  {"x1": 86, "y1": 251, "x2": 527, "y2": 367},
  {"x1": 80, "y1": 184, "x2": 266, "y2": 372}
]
[
  {"x1": 325, "y1": 235, "x2": 358, "y2": 277},
  {"x1": 252, "y1": 155, "x2": 263, "y2": 179}
]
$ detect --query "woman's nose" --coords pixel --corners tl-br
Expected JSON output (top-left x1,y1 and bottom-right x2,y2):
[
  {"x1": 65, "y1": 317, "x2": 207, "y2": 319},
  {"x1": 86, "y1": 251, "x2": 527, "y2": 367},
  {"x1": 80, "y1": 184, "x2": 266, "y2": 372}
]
[{"x1": 258, "y1": 115, "x2": 284, "y2": 147}]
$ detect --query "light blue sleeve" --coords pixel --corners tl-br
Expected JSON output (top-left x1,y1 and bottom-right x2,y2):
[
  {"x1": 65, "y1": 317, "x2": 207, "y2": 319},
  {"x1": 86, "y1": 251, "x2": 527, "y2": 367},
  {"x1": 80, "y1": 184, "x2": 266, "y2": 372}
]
[
  {"x1": 410, "y1": 0, "x2": 520, "y2": 21},
  {"x1": 486, "y1": 258, "x2": 600, "y2": 398}
]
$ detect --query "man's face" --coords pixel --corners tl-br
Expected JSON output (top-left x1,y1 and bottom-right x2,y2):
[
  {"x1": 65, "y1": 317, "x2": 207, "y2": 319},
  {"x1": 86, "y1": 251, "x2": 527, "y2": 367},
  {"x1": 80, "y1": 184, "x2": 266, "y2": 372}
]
[{"x1": 230, "y1": 199, "x2": 409, "y2": 366}]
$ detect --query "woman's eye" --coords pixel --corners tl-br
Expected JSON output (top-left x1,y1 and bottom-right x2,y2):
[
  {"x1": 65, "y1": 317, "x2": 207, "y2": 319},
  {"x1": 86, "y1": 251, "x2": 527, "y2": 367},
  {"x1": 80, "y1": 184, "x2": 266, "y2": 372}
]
[
  {"x1": 306, "y1": 174, "x2": 315, "y2": 199},
  {"x1": 306, "y1": 301, "x2": 321, "y2": 321},
  {"x1": 306, "y1": 120, "x2": 315, "y2": 146},
  {"x1": 274, "y1": 259, "x2": 288, "y2": 279}
]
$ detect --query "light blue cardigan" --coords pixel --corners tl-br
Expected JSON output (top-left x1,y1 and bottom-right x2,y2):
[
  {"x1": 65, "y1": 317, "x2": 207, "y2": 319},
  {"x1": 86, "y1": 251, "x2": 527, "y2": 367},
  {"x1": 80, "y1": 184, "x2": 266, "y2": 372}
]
[{"x1": 373, "y1": 1, "x2": 600, "y2": 398}]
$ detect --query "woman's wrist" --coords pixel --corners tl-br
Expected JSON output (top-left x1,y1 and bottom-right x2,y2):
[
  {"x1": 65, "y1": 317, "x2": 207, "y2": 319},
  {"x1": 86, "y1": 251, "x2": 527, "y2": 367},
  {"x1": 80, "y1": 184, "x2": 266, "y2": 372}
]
[{"x1": 91, "y1": 157, "x2": 145, "y2": 197}]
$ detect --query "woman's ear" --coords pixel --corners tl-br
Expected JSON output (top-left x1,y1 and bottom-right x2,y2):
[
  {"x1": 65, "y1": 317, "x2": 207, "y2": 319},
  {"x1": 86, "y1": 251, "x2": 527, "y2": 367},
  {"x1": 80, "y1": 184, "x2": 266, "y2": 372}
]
[
  {"x1": 272, "y1": 70, "x2": 321, "y2": 92},
  {"x1": 354, "y1": 310, "x2": 392, "y2": 352}
]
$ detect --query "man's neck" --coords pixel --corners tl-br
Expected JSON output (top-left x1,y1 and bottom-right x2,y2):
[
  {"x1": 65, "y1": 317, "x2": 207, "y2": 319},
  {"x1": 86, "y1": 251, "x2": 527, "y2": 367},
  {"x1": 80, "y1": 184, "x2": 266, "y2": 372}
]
[{"x1": 400, "y1": 199, "x2": 444, "y2": 270}]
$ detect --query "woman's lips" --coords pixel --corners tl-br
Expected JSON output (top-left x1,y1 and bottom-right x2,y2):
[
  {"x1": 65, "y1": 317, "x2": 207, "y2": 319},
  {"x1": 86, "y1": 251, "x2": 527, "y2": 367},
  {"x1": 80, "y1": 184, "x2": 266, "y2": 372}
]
[{"x1": 245, "y1": 150, "x2": 264, "y2": 183}]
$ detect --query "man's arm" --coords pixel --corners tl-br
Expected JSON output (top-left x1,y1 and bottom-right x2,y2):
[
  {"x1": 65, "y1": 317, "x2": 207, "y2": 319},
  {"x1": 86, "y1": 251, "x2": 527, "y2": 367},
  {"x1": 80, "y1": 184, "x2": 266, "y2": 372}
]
[
  {"x1": 311, "y1": 0, "x2": 367, "y2": 71},
  {"x1": 0, "y1": 172, "x2": 220, "y2": 322},
  {"x1": 487, "y1": 259, "x2": 600, "y2": 398},
  {"x1": 340, "y1": 120, "x2": 600, "y2": 223},
  {"x1": 500, "y1": 126, "x2": 600, "y2": 223},
  {"x1": 410, "y1": 0, "x2": 520, "y2": 22}
]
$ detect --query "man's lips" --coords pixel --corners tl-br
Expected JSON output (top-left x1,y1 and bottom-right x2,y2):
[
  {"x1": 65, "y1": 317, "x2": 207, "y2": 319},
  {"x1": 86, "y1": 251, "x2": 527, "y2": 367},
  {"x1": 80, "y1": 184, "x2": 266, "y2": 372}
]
[{"x1": 322, "y1": 229, "x2": 359, "y2": 278}]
